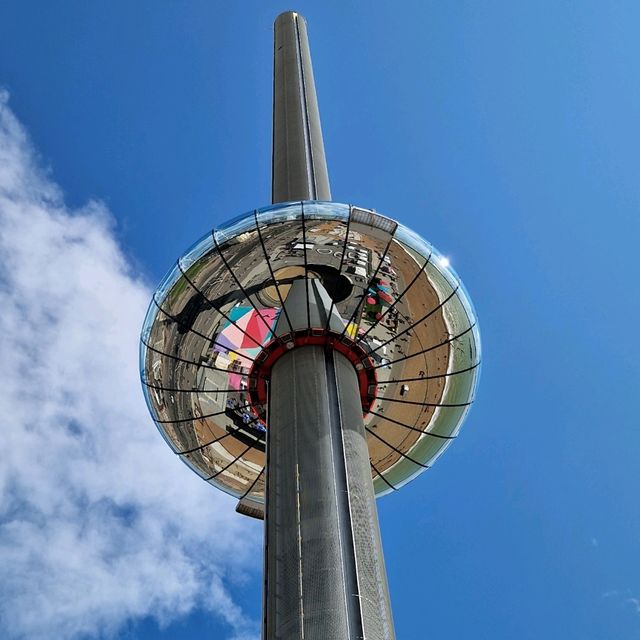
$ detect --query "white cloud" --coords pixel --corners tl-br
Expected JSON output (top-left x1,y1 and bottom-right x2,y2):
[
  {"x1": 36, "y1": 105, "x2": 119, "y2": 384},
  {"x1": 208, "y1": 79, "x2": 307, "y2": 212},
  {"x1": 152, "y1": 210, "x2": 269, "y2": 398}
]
[{"x1": 0, "y1": 91, "x2": 260, "y2": 639}]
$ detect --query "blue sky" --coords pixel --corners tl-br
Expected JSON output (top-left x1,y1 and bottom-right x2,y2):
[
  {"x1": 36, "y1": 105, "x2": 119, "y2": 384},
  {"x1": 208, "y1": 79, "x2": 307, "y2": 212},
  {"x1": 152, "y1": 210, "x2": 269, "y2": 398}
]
[{"x1": 0, "y1": 1, "x2": 639, "y2": 639}]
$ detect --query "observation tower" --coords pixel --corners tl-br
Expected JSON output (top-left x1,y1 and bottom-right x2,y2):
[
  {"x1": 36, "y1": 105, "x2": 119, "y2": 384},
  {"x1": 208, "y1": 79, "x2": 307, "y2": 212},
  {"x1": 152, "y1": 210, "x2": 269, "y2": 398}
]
[{"x1": 140, "y1": 11, "x2": 480, "y2": 640}]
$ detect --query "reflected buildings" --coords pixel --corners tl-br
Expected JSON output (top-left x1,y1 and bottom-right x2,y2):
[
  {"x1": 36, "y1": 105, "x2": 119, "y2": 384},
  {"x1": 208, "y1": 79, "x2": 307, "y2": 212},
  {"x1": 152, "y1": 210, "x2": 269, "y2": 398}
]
[{"x1": 140, "y1": 12, "x2": 480, "y2": 640}]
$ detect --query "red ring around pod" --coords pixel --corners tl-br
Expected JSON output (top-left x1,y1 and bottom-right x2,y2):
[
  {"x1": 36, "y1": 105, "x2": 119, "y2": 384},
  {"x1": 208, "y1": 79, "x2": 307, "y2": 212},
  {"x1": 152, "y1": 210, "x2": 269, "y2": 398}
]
[{"x1": 248, "y1": 328, "x2": 377, "y2": 422}]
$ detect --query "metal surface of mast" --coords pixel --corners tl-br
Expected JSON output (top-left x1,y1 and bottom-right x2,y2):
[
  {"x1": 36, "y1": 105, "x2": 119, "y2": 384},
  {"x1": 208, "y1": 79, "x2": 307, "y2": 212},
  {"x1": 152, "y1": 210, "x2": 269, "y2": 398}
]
[
  {"x1": 272, "y1": 11, "x2": 331, "y2": 203},
  {"x1": 265, "y1": 12, "x2": 395, "y2": 640}
]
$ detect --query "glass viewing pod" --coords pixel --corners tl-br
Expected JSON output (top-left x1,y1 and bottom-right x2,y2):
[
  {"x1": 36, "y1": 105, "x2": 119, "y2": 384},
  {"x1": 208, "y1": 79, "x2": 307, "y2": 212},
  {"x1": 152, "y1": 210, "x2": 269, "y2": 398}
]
[{"x1": 140, "y1": 202, "x2": 481, "y2": 513}]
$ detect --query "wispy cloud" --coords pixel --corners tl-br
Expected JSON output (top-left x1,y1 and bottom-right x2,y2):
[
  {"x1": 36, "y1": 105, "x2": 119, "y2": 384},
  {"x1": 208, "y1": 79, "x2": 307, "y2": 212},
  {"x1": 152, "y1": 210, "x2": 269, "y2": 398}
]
[
  {"x1": 602, "y1": 589, "x2": 640, "y2": 616},
  {"x1": 0, "y1": 91, "x2": 260, "y2": 639},
  {"x1": 626, "y1": 598, "x2": 640, "y2": 614}
]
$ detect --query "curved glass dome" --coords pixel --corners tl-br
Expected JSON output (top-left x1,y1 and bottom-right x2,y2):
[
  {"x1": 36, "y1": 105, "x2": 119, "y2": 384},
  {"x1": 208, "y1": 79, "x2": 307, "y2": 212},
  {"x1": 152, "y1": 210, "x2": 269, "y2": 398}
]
[{"x1": 140, "y1": 201, "x2": 481, "y2": 504}]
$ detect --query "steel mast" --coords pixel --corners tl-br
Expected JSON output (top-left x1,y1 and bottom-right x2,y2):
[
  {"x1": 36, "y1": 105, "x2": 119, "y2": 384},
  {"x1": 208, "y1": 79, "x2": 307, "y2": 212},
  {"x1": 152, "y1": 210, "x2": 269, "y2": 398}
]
[
  {"x1": 272, "y1": 11, "x2": 331, "y2": 202},
  {"x1": 265, "y1": 11, "x2": 395, "y2": 640}
]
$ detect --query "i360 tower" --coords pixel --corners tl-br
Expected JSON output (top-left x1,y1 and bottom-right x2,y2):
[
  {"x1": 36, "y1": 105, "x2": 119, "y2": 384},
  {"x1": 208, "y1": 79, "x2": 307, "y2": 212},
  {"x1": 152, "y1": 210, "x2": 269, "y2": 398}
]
[{"x1": 141, "y1": 12, "x2": 481, "y2": 639}]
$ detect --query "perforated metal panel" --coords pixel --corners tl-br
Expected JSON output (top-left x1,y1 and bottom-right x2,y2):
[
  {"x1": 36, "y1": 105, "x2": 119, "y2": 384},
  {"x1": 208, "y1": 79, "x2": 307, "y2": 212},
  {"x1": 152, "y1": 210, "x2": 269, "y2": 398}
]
[
  {"x1": 266, "y1": 346, "x2": 395, "y2": 639},
  {"x1": 336, "y1": 354, "x2": 395, "y2": 640}
]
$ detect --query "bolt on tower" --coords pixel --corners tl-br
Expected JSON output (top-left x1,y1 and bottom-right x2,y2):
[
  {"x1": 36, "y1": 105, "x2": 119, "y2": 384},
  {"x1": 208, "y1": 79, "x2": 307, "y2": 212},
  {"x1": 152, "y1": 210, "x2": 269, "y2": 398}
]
[{"x1": 140, "y1": 11, "x2": 481, "y2": 640}]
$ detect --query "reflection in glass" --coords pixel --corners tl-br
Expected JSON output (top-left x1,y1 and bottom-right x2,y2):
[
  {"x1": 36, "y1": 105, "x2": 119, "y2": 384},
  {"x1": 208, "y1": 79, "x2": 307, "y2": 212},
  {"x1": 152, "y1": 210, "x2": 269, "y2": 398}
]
[{"x1": 140, "y1": 202, "x2": 481, "y2": 500}]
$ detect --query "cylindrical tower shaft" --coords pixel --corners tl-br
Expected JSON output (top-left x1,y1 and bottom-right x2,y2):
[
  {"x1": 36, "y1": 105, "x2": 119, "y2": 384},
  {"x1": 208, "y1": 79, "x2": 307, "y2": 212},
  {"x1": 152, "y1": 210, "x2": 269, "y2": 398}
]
[
  {"x1": 272, "y1": 11, "x2": 331, "y2": 203},
  {"x1": 266, "y1": 13, "x2": 395, "y2": 639},
  {"x1": 266, "y1": 346, "x2": 395, "y2": 640}
]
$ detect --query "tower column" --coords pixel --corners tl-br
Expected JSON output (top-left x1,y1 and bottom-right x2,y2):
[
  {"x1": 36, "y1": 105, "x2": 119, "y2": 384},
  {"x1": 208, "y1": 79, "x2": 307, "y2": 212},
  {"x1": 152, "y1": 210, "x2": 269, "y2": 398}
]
[
  {"x1": 272, "y1": 11, "x2": 331, "y2": 203},
  {"x1": 266, "y1": 346, "x2": 395, "y2": 640},
  {"x1": 264, "y1": 280, "x2": 395, "y2": 640},
  {"x1": 265, "y1": 12, "x2": 394, "y2": 639}
]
